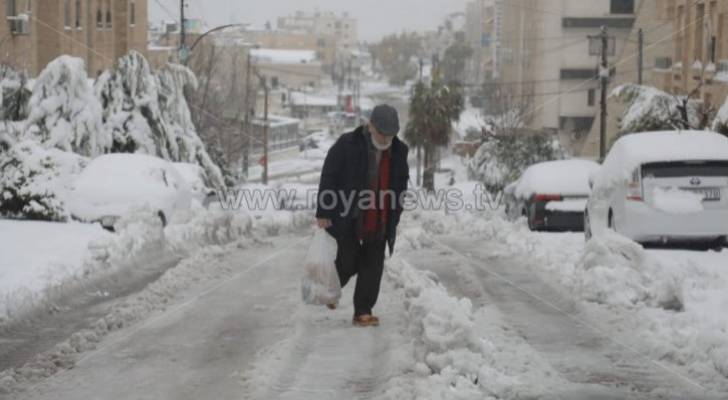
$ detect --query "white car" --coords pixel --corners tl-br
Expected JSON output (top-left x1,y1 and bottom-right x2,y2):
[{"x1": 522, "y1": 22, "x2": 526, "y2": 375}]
[
  {"x1": 585, "y1": 130, "x2": 728, "y2": 245},
  {"x1": 504, "y1": 159, "x2": 600, "y2": 231},
  {"x1": 67, "y1": 154, "x2": 193, "y2": 230}
]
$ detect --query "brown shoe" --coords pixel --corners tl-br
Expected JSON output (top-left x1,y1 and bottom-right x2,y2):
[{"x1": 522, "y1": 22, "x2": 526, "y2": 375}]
[
  {"x1": 326, "y1": 302, "x2": 338, "y2": 310},
  {"x1": 352, "y1": 314, "x2": 380, "y2": 327}
]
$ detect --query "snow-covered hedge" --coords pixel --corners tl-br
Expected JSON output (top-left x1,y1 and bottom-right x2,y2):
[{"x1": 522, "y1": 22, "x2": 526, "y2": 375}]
[
  {"x1": 0, "y1": 140, "x2": 87, "y2": 221},
  {"x1": 467, "y1": 133, "x2": 567, "y2": 193}
]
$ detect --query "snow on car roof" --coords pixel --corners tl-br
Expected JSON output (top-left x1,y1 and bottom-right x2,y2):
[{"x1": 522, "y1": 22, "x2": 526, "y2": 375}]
[
  {"x1": 611, "y1": 131, "x2": 728, "y2": 167},
  {"x1": 67, "y1": 154, "x2": 191, "y2": 221},
  {"x1": 514, "y1": 159, "x2": 601, "y2": 198}
]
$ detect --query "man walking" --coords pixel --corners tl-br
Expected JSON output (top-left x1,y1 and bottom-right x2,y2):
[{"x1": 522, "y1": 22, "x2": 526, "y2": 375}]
[{"x1": 315, "y1": 105, "x2": 410, "y2": 327}]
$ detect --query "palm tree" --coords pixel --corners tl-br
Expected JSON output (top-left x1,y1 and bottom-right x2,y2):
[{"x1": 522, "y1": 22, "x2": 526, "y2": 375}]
[{"x1": 405, "y1": 71, "x2": 464, "y2": 191}]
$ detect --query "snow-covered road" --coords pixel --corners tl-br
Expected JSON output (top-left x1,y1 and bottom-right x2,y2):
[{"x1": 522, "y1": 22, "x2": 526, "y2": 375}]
[
  {"x1": 404, "y1": 232, "x2": 723, "y2": 399},
  {"x1": 6, "y1": 214, "x2": 728, "y2": 399}
]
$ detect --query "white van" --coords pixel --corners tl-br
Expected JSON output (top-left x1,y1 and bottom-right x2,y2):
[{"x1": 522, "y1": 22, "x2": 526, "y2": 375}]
[{"x1": 585, "y1": 131, "x2": 728, "y2": 245}]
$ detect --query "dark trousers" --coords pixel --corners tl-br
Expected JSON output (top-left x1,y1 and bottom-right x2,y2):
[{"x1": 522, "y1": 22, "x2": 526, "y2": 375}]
[{"x1": 335, "y1": 237, "x2": 386, "y2": 317}]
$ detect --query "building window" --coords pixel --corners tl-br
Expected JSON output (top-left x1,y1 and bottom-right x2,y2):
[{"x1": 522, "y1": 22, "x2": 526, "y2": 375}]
[
  {"x1": 130, "y1": 1, "x2": 136, "y2": 26},
  {"x1": 75, "y1": 0, "x2": 81, "y2": 28},
  {"x1": 64, "y1": 0, "x2": 71, "y2": 28},
  {"x1": 96, "y1": 1, "x2": 103, "y2": 29},
  {"x1": 105, "y1": 0, "x2": 112, "y2": 28},
  {"x1": 588, "y1": 89, "x2": 596, "y2": 106},
  {"x1": 695, "y1": 3, "x2": 705, "y2": 60},
  {"x1": 610, "y1": 0, "x2": 634, "y2": 14},
  {"x1": 5, "y1": 0, "x2": 16, "y2": 18}
]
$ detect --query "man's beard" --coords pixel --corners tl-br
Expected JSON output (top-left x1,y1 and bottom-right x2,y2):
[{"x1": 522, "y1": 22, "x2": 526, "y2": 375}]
[{"x1": 372, "y1": 138, "x2": 392, "y2": 151}]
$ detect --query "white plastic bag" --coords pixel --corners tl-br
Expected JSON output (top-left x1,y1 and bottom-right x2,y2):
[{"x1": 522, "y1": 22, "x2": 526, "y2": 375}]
[{"x1": 301, "y1": 229, "x2": 341, "y2": 305}]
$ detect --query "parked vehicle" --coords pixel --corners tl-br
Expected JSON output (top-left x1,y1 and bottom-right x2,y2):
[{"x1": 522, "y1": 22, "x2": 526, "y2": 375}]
[
  {"x1": 67, "y1": 154, "x2": 193, "y2": 231},
  {"x1": 505, "y1": 159, "x2": 600, "y2": 231},
  {"x1": 585, "y1": 131, "x2": 728, "y2": 246},
  {"x1": 171, "y1": 162, "x2": 217, "y2": 208}
]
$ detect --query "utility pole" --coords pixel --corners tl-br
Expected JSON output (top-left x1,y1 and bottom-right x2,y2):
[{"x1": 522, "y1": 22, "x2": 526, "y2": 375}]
[
  {"x1": 417, "y1": 57, "x2": 424, "y2": 188},
  {"x1": 599, "y1": 25, "x2": 609, "y2": 161},
  {"x1": 259, "y1": 75, "x2": 270, "y2": 186},
  {"x1": 179, "y1": 0, "x2": 188, "y2": 64},
  {"x1": 637, "y1": 28, "x2": 644, "y2": 85},
  {"x1": 243, "y1": 49, "x2": 253, "y2": 177}
]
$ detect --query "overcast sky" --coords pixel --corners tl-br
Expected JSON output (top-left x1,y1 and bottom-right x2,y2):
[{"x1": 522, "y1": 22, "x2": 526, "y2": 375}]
[{"x1": 150, "y1": 0, "x2": 469, "y2": 42}]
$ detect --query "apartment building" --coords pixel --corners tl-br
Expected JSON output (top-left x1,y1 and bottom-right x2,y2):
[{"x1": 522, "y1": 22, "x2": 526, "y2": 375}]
[
  {"x1": 664, "y1": 0, "x2": 728, "y2": 106},
  {"x1": 580, "y1": 0, "x2": 674, "y2": 157},
  {"x1": 495, "y1": 0, "x2": 638, "y2": 147},
  {"x1": 277, "y1": 10, "x2": 358, "y2": 67},
  {"x1": 465, "y1": 0, "x2": 496, "y2": 84},
  {"x1": 1, "y1": 0, "x2": 147, "y2": 77}
]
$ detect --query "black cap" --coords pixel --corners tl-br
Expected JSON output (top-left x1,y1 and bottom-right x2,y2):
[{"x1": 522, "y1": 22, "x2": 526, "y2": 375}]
[{"x1": 370, "y1": 104, "x2": 400, "y2": 137}]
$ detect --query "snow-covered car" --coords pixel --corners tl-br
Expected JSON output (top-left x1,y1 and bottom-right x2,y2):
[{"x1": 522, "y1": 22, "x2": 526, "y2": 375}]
[
  {"x1": 585, "y1": 131, "x2": 728, "y2": 245},
  {"x1": 504, "y1": 159, "x2": 600, "y2": 231},
  {"x1": 67, "y1": 154, "x2": 193, "y2": 230},
  {"x1": 171, "y1": 162, "x2": 217, "y2": 208}
]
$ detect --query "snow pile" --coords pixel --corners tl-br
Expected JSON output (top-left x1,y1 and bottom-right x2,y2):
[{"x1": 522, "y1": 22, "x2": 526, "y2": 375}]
[
  {"x1": 651, "y1": 187, "x2": 705, "y2": 214},
  {"x1": 0, "y1": 140, "x2": 88, "y2": 221},
  {"x1": 381, "y1": 257, "x2": 566, "y2": 399},
  {"x1": 575, "y1": 231, "x2": 684, "y2": 310},
  {"x1": 611, "y1": 84, "x2": 705, "y2": 135},
  {"x1": 0, "y1": 220, "x2": 112, "y2": 323},
  {"x1": 512, "y1": 159, "x2": 599, "y2": 199},
  {"x1": 25, "y1": 56, "x2": 109, "y2": 157}
]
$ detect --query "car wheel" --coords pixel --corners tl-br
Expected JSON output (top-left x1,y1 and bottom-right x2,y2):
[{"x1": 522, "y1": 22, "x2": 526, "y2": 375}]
[{"x1": 157, "y1": 210, "x2": 168, "y2": 227}]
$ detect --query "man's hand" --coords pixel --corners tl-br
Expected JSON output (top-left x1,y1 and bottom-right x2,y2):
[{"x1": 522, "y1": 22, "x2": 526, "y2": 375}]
[{"x1": 317, "y1": 218, "x2": 332, "y2": 229}]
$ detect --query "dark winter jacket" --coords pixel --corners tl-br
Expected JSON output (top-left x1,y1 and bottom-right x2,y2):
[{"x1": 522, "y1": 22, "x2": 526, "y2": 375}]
[{"x1": 316, "y1": 126, "x2": 410, "y2": 255}]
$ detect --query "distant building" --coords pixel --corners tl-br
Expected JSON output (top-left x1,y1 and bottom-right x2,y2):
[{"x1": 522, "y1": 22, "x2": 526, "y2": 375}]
[
  {"x1": 0, "y1": 0, "x2": 148, "y2": 76},
  {"x1": 251, "y1": 48, "x2": 325, "y2": 89},
  {"x1": 277, "y1": 10, "x2": 358, "y2": 67},
  {"x1": 465, "y1": 0, "x2": 496, "y2": 84},
  {"x1": 495, "y1": 0, "x2": 639, "y2": 149}
]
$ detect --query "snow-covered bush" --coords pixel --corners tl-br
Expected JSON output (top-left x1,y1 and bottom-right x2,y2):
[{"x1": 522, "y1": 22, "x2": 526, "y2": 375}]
[
  {"x1": 611, "y1": 84, "x2": 706, "y2": 136},
  {"x1": 0, "y1": 140, "x2": 87, "y2": 221},
  {"x1": 0, "y1": 64, "x2": 31, "y2": 122},
  {"x1": 711, "y1": 95, "x2": 728, "y2": 137},
  {"x1": 467, "y1": 133, "x2": 567, "y2": 193},
  {"x1": 95, "y1": 51, "x2": 225, "y2": 188},
  {"x1": 25, "y1": 56, "x2": 109, "y2": 157}
]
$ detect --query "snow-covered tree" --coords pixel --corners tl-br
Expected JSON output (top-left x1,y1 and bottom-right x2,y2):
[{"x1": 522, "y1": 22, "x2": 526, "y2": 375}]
[
  {"x1": 0, "y1": 64, "x2": 31, "y2": 122},
  {"x1": 611, "y1": 84, "x2": 707, "y2": 135},
  {"x1": 95, "y1": 51, "x2": 225, "y2": 188},
  {"x1": 24, "y1": 56, "x2": 109, "y2": 157},
  {"x1": 0, "y1": 140, "x2": 87, "y2": 221},
  {"x1": 468, "y1": 133, "x2": 568, "y2": 194}
]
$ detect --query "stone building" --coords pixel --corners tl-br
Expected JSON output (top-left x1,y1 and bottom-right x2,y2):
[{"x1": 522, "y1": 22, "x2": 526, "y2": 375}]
[{"x1": 1, "y1": 0, "x2": 147, "y2": 76}]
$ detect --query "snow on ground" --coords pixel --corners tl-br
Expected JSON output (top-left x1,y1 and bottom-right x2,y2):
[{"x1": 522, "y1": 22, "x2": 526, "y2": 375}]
[
  {"x1": 415, "y1": 204, "x2": 728, "y2": 392},
  {"x1": 0, "y1": 205, "x2": 310, "y2": 395},
  {"x1": 0, "y1": 221, "x2": 112, "y2": 322}
]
